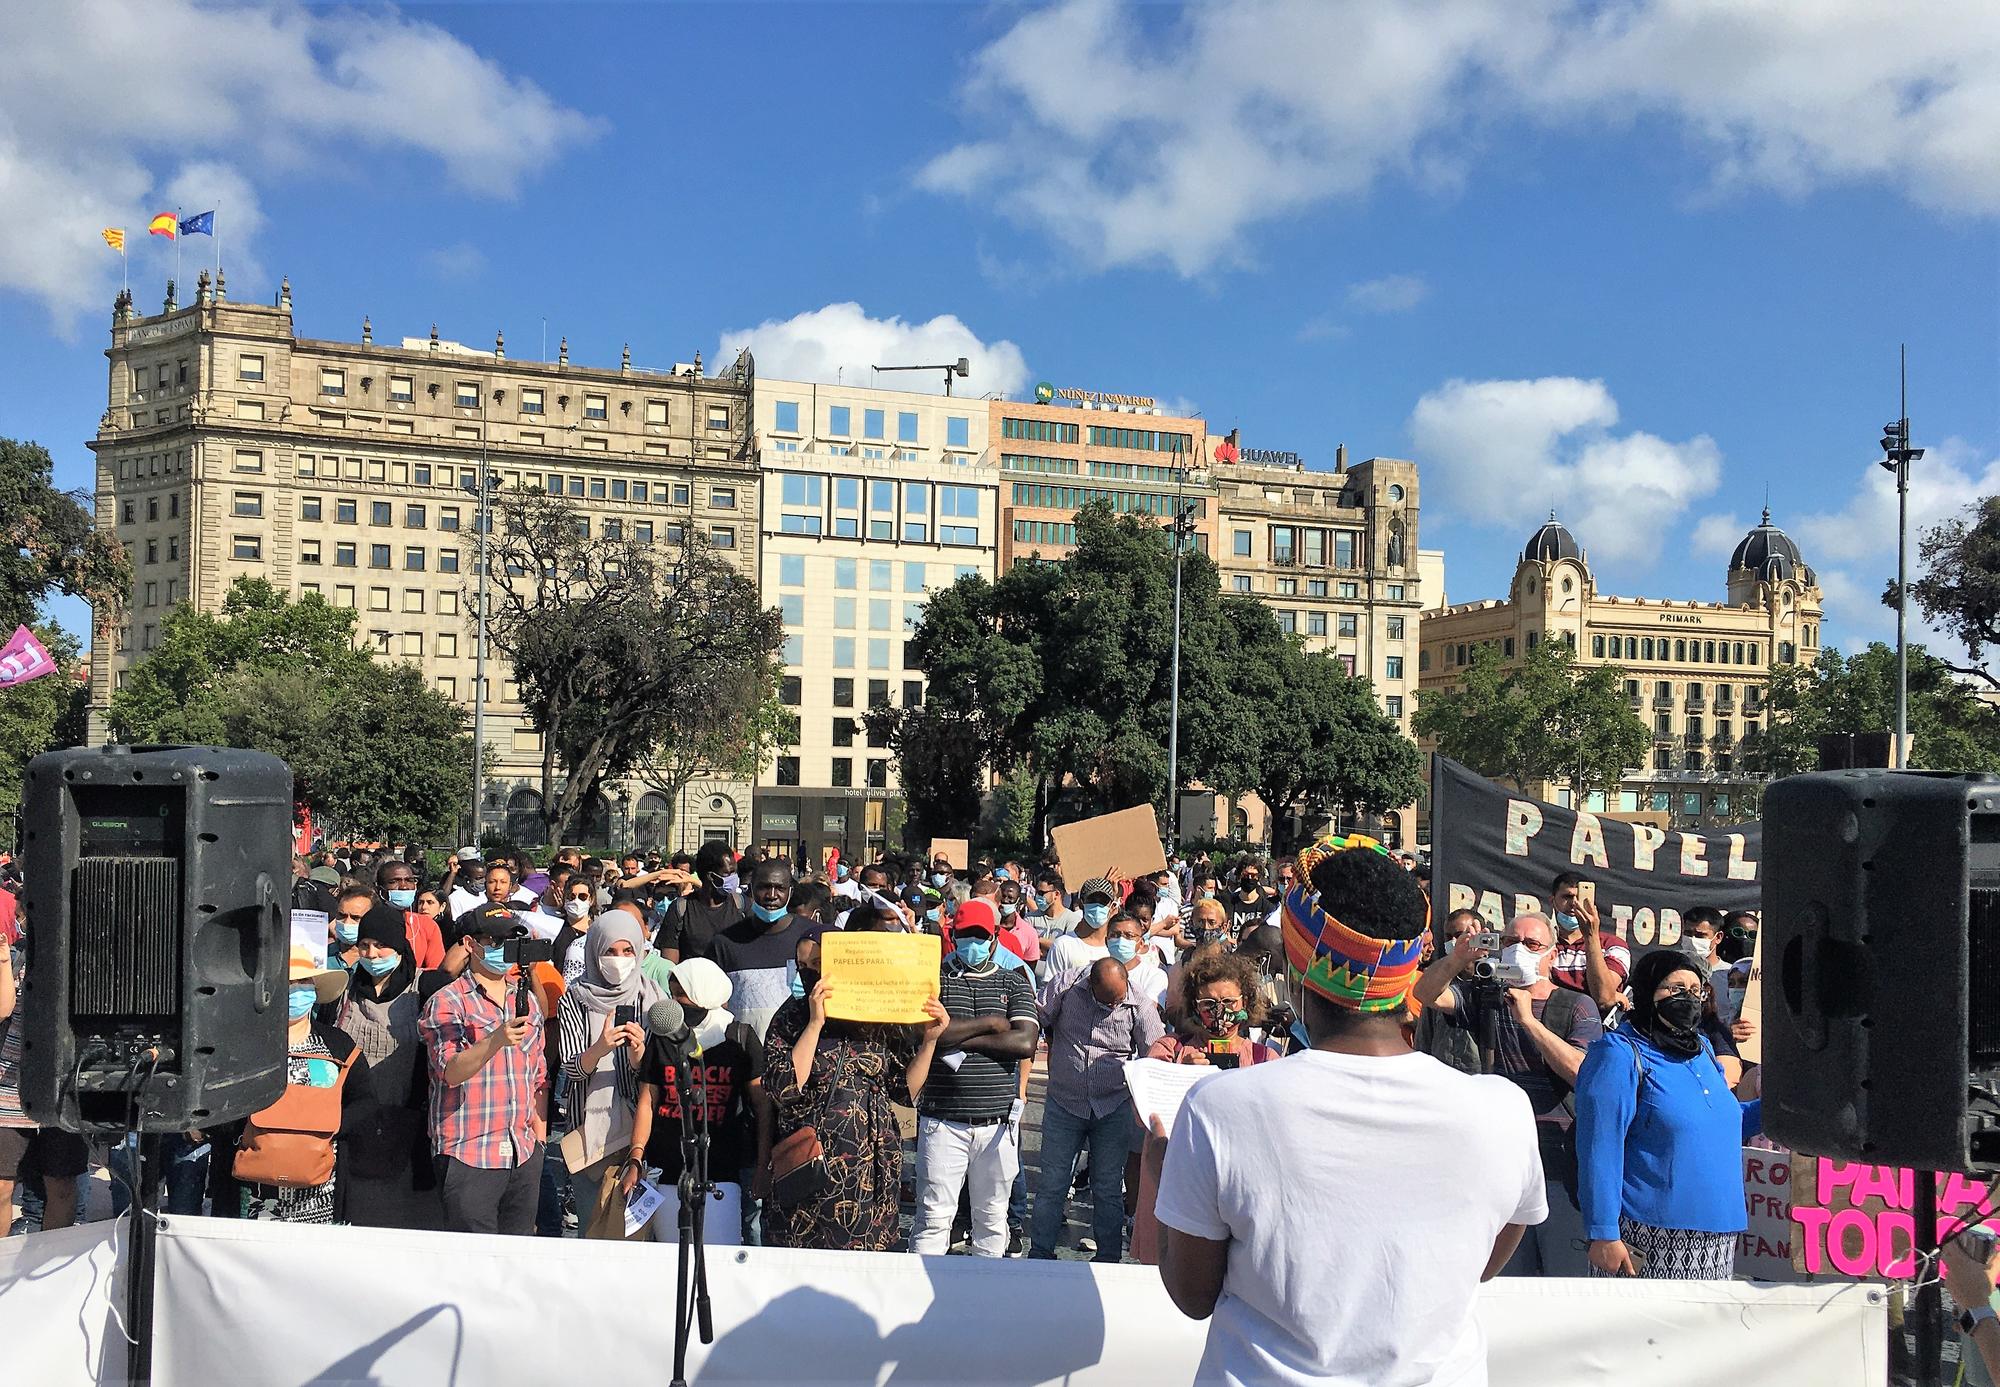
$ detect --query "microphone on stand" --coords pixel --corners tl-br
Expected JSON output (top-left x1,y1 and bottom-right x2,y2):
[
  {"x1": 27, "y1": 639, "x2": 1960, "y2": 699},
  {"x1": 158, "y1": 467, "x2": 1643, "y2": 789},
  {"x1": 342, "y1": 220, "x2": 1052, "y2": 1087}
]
[{"x1": 648, "y1": 996, "x2": 692, "y2": 1051}]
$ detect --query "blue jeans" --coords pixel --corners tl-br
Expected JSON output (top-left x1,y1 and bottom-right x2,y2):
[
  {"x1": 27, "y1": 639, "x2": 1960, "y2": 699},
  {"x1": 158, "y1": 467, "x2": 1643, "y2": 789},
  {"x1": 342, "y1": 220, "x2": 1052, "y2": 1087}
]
[
  {"x1": 109, "y1": 1134, "x2": 209, "y2": 1217},
  {"x1": 1030, "y1": 1097, "x2": 1135, "y2": 1262},
  {"x1": 1009, "y1": 1165, "x2": 1027, "y2": 1230}
]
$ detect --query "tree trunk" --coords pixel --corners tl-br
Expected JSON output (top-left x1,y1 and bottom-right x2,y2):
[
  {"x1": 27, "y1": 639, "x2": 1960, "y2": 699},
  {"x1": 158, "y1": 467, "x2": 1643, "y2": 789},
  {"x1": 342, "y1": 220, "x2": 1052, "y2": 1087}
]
[
  {"x1": 538, "y1": 741, "x2": 558, "y2": 846},
  {"x1": 1030, "y1": 770, "x2": 1048, "y2": 851}
]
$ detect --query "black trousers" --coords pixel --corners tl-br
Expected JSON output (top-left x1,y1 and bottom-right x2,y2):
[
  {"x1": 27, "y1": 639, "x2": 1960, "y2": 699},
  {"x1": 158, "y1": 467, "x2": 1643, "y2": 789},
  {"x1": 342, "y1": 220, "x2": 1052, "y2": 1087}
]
[{"x1": 437, "y1": 1146, "x2": 543, "y2": 1236}]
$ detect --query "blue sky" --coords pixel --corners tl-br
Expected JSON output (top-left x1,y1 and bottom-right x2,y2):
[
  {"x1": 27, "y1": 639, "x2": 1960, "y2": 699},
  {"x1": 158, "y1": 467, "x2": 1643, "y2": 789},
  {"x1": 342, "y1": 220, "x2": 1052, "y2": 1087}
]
[{"x1": 5, "y1": 0, "x2": 1995, "y2": 655}]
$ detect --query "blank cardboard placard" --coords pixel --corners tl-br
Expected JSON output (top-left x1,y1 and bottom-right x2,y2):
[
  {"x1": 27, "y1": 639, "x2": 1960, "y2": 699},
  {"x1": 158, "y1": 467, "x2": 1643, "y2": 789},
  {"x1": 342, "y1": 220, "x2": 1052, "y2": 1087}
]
[
  {"x1": 1051, "y1": 805, "x2": 1167, "y2": 893},
  {"x1": 822, "y1": 932, "x2": 941, "y2": 1024},
  {"x1": 1737, "y1": 929, "x2": 1763, "y2": 1066},
  {"x1": 928, "y1": 838, "x2": 970, "y2": 871}
]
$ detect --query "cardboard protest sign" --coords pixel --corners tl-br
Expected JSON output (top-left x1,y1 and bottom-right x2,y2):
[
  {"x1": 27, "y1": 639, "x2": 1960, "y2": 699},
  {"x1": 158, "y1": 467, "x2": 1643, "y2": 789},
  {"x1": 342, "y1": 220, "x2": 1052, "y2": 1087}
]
[
  {"x1": 1050, "y1": 805, "x2": 1167, "y2": 894},
  {"x1": 1739, "y1": 1147, "x2": 1800, "y2": 1281},
  {"x1": 1428, "y1": 756, "x2": 1760, "y2": 954},
  {"x1": 927, "y1": 839, "x2": 969, "y2": 871},
  {"x1": 1736, "y1": 930, "x2": 1764, "y2": 1065},
  {"x1": 1789, "y1": 1154, "x2": 1999, "y2": 1278},
  {"x1": 822, "y1": 931, "x2": 941, "y2": 1024}
]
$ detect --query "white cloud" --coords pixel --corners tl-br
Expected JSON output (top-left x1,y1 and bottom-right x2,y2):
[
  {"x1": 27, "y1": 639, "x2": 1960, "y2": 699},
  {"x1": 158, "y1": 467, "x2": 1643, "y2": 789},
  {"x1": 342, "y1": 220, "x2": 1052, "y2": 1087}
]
[
  {"x1": 922, "y1": 0, "x2": 2000, "y2": 273},
  {"x1": 425, "y1": 242, "x2": 489, "y2": 282},
  {"x1": 1408, "y1": 375, "x2": 1722, "y2": 567},
  {"x1": 0, "y1": 0, "x2": 598, "y2": 332},
  {"x1": 1691, "y1": 512, "x2": 1746, "y2": 560},
  {"x1": 1346, "y1": 273, "x2": 1430, "y2": 314},
  {"x1": 716, "y1": 303, "x2": 1032, "y2": 400}
]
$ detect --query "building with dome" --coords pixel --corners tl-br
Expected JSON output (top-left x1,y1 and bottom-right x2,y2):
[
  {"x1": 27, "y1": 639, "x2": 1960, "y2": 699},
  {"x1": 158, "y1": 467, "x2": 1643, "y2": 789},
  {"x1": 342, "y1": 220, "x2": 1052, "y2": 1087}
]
[{"x1": 1416, "y1": 510, "x2": 1824, "y2": 830}]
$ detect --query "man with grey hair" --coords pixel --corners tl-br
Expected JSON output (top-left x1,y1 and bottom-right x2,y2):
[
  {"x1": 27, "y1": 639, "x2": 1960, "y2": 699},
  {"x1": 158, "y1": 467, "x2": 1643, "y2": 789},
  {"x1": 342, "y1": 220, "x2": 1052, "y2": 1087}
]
[{"x1": 1413, "y1": 910, "x2": 1602, "y2": 1276}]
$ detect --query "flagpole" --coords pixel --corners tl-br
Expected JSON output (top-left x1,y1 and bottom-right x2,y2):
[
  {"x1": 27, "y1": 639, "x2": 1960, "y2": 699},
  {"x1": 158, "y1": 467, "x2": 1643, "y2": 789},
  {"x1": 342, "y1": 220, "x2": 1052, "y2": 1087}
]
[
  {"x1": 214, "y1": 204, "x2": 221, "y2": 280},
  {"x1": 175, "y1": 206, "x2": 182, "y2": 287}
]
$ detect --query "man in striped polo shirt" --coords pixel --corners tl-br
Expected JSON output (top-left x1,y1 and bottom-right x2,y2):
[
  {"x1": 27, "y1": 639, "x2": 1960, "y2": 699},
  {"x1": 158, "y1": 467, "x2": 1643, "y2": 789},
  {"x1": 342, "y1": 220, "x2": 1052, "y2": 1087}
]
[{"x1": 908, "y1": 898, "x2": 1039, "y2": 1258}]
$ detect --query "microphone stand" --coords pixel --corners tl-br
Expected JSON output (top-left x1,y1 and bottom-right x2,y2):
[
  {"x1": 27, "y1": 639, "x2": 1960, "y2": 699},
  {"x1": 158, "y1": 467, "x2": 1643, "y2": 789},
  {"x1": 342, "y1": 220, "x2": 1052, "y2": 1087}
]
[{"x1": 669, "y1": 1036, "x2": 715, "y2": 1387}]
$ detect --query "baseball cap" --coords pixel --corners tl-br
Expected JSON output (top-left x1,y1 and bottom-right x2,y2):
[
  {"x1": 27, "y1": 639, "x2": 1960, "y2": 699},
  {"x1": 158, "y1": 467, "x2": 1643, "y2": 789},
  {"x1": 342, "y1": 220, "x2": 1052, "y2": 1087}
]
[
  {"x1": 457, "y1": 902, "x2": 526, "y2": 942},
  {"x1": 307, "y1": 865, "x2": 340, "y2": 887},
  {"x1": 954, "y1": 898, "x2": 1001, "y2": 938},
  {"x1": 456, "y1": 845, "x2": 481, "y2": 863},
  {"x1": 1078, "y1": 876, "x2": 1117, "y2": 903}
]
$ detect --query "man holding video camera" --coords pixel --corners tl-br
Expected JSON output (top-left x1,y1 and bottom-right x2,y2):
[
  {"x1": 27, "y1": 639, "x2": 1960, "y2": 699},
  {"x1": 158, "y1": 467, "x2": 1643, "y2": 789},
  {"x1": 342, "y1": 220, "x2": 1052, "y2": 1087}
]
[
  {"x1": 1412, "y1": 910, "x2": 1600, "y2": 1275},
  {"x1": 420, "y1": 902, "x2": 552, "y2": 1236}
]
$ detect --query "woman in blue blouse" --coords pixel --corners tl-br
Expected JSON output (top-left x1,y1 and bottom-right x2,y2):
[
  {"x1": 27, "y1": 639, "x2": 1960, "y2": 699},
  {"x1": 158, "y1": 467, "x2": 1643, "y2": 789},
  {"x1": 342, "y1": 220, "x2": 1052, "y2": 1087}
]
[{"x1": 1576, "y1": 947, "x2": 1763, "y2": 1279}]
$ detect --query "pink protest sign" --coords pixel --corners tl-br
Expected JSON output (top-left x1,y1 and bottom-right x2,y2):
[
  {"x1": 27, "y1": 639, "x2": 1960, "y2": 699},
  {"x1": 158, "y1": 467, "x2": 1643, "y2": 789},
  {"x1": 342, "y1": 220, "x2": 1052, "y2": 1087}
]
[
  {"x1": 0, "y1": 626, "x2": 55, "y2": 689},
  {"x1": 1791, "y1": 1154, "x2": 1998, "y2": 1278}
]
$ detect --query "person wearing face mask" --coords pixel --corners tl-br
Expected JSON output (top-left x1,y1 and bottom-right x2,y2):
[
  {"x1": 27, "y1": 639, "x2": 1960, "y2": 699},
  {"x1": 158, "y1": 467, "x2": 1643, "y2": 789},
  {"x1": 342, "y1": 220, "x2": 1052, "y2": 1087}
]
[
  {"x1": 909, "y1": 899, "x2": 1039, "y2": 1258},
  {"x1": 1227, "y1": 862, "x2": 1275, "y2": 939},
  {"x1": 335, "y1": 905, "x2": 441, "y2": 1229},
  {"x1": 763, "y1": 920, "x2": 949, "y2": 1250},
  {"x1": 1414, "y1": 911, "x2": 1602, "y2": 1276},
  {"x1": 328, "y1": 887, "x2": 372, "y2": 977},
  {"x1": 211, "y1": 923, "x2": 372, "y2": 1224},
  {"x1": 655, "y1": 841, "x2": 744, "y2": 965},
  {"x1": 418, "y1": 903, "x2": 551, "y2": 1236},
  {"x1": 374, "y1": 859, "x2": 444, "y2": 969},
  {"x1": 1044, "y1": 877, "x2": 1117, "y2": 978},
  {"x1": 1677, "y1": 908, "x2": 1759, "y2": 1087},
  {"x1": 1547, "y1": 871, "x2": 1630, "y2": 1013},
  {"x1": 1031, "y1": 869, "x2": 1079, "y2": 939},
  {"x1": 1104, "y1": 913, "x2": 1169, "y2": 1010},
  {"x1": 705, "y1": 858, "x2": 820, "y2": 1045},
  {"x1": 1576, "y1": 948, "x2": 1763, "y2": 1279},
  {"x1": 624, "y1": 958, "x2": 771, "y2": 1245},
  {"x1": 554, "y1": 912, "x2": 665, "y2": 1239}
]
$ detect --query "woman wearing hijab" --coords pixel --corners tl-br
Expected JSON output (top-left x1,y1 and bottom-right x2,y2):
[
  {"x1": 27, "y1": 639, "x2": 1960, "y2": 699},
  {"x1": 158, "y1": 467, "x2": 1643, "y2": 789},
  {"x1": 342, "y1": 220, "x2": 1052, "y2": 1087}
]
[
  {"x1": 1575, "y1": 947, "x2": 1765, "y2": 1279},
  {"x1": 336, "y1": 904, "x2": 442, "y2": 1228},
  {"x1": 556, "y1": 912, "x2": 665, "y2": 1239}
]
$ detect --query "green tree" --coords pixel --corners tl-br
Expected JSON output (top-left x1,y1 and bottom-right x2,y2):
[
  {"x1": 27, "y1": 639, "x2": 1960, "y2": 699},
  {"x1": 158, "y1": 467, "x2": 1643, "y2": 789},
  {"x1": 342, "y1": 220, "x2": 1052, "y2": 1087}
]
[
  {"x1": 1900, "y1": 496, "x2": 2000, "y2": 690},
  {"x1": 109, "y1": 578, "x2": 473, "y2": 841},
  {"x1": 1745, "y1": 642, "x2": 2000, "y2": 777},
  {"x1": 866, "y1": 695, "x2": 988, "y2": 846},
  {"x1": 634, "y1": 660, "x2": 798, "y2": 843},
  {"x1": 0, "y1": 623, "x2": 85, "y2": 851},
  {"x1": 0, "y1": 437, "x2": 130, "y2": 634},
  {"x1": 484, "y1": 489, "x2": 783, "y2": 842},
  {"x1": 1414, "y1": 640, "x2": 1650, "y2": 799}
]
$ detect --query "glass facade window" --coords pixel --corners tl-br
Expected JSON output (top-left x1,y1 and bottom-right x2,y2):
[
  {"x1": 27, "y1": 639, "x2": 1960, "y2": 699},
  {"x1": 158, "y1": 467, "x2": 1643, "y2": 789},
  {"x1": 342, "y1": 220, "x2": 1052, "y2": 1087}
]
[
  {"x1": 864, "y1": 409, "x2": 885, "y2": 440},
  {"x1": 779, "y1": 555, "x2": 806, "y2": 586},
  {"x1": 898, "y1": 412, "x2": 918, "y2": 443},
  {"x1": 1000, "y1": 417, "x2": 1077, "y2": 443},
  {"x1": 834, "y1": 559, "x2": 857, "y2": 589},
  {"x1": 947, "y1": 416, "x2": 970, "y2": 448},
  {"x1": 774, "y1": 400, "x2": 799, "y2": 433},
  {"x1": 828, "y1": 405, "x2": 851, "y2": 436}
]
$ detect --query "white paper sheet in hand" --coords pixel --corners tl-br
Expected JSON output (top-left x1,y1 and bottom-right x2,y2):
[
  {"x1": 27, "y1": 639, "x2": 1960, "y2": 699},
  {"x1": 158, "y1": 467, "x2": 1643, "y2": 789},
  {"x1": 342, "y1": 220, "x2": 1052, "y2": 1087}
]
[
  {"x1": 1122, "y1": 1057, "x2": 1220, "y2": 1136},
  {"x1": 625, "y1": 1179, "x2": 668, "y2": 1237}
]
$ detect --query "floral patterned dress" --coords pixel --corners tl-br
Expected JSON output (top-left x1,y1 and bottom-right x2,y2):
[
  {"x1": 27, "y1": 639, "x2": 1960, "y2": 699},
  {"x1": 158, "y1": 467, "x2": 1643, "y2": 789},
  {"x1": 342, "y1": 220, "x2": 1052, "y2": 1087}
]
[{"x1": 762, "y1": 997, "x2": 917, "y2": 1251}]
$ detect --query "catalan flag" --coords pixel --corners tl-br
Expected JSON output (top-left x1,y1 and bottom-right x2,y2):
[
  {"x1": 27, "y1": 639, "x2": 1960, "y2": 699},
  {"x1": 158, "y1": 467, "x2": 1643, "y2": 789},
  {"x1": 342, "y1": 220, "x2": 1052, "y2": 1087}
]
[
  {"x1": 147, "y1": 213, "x2": 177, "y2": 239},
  {"x1": 101, "y1": 227, "x2": 125, "y2": 252}
]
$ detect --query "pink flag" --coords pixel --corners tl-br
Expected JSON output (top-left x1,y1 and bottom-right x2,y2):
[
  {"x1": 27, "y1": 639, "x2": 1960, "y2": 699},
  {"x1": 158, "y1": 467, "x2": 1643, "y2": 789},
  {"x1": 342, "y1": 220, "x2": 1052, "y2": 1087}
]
[{"x1": 0, "y1": 626, "x2": 56, "y2": 689}]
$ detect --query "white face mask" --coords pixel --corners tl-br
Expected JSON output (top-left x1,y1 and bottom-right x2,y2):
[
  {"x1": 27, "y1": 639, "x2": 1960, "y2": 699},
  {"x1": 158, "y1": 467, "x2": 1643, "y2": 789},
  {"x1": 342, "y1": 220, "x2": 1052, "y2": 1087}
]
[
  {"x1": 564, "y1": 898, "x2": 591, "y2": 920},
  {"x1": 1498, "y1": 943, "x2": 1542, "y2": 983},
  {"x1": 599, "y1": 956, "x2": 636, "y2": 986},
  {"x1": 1687, "y1": 936, "x2": 1713, "y2": 961}
]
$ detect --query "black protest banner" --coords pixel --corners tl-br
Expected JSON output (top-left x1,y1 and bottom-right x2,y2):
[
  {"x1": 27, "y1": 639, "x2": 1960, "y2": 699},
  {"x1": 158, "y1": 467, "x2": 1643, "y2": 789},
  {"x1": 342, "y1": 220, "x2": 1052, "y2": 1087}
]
[{"x1": 1427, "y1": 756, "x2": 1760, "y2": 950}]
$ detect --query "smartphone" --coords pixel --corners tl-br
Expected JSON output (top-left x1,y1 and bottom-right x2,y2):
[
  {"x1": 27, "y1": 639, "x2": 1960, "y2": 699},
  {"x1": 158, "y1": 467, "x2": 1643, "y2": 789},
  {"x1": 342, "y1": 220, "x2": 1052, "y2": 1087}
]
[
  {"x1": 1207, "y1": 1040, "x2": 1242, "y2": 1071},
  {"x1": 1959, "y1": 1225, "x2": 1999, "y2": 1263},
  {"x1": 1578, "y1": 881, "x2": 1597, "y2": 907},
  {"x1": 614, "y1": 1003, "x2": 638, "y2": 1029}
]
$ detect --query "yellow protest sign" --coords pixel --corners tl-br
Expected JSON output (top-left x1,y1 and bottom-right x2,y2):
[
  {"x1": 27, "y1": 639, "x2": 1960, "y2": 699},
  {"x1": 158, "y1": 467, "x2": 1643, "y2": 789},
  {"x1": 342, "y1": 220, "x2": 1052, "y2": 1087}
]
[{"x1": 822, "y1": 932, "x2": 941, "y2": 1024}]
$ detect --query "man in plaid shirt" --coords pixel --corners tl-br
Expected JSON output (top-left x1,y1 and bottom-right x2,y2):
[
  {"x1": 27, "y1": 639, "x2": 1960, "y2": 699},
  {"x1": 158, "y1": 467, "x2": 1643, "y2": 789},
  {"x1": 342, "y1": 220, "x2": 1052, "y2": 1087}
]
[{"x1": 420, "y1": 903, "x2": 549, "y2": 1235}]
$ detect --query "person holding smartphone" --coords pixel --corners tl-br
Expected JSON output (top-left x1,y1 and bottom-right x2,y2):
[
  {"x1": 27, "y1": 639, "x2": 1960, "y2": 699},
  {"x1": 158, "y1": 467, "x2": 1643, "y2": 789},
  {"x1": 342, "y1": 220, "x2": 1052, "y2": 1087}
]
[
  {"x1": 554, "y1": 912, "x2": 662, "y2": 1239},
  {"x1": 1548, "y1": 873, "x2": 1630, "y2": 1013}
]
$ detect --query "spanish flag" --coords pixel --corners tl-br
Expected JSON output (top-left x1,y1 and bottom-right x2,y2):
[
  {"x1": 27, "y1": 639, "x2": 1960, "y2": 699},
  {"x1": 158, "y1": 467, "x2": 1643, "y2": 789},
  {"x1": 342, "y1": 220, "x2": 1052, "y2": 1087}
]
[
  {"x1": 101, "y1": 228, "x2": 125, "y2": 252},
  {"x1": 147, "y1": 213, "x2": 177, "y2": 239}
]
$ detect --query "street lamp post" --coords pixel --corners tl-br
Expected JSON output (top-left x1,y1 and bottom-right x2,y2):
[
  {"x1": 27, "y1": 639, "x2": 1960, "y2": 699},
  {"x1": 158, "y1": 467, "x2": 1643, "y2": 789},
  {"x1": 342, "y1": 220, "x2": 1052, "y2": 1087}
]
[
  {"x1": 1880, "y1": 345, "x2": 1923, "y2": 771},
  {"x1": 1165, "y1": 454, "x2": 1198, "y2": 853},
  {"x1": 466, "y1": 412, "x2": 499, "y2": 844}
]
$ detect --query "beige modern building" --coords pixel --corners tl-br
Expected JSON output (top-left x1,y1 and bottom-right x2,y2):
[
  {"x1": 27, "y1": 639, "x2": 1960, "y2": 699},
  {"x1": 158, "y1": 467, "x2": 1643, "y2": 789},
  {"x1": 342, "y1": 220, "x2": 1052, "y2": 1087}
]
[
  {"x1": 88, "y1": 273, "x2": 760, "y2": 851},
  {"x1": 1417, "y1": 512, "x2": 1826, "y2": 831},
  {"x1": 751, "y1": 378, "x2": 999, "y2": 866},
  {"x1": 990, "y1": 387, "x2": 1213, "y2": 568},
  {"x1": 1202, "y1": 439, "x2": 1429, "y2": 848}
]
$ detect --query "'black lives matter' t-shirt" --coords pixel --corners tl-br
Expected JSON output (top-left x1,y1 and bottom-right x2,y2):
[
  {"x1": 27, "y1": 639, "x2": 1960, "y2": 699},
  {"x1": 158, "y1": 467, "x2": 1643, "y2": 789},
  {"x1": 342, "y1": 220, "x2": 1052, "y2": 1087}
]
[
  {"x1": 655, "y1": 890, "x2": 745, "y2": 960},
  {"x1": 637, "y1": 1023, "x2": 764, "y2": 1180}
]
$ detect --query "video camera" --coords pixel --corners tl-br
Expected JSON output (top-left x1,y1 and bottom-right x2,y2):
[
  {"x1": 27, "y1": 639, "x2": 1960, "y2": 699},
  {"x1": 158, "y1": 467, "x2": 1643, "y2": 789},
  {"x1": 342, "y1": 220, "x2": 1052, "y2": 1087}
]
[{"x1": 1469, "y1": 954, "x2": 1536, "y2": 988}]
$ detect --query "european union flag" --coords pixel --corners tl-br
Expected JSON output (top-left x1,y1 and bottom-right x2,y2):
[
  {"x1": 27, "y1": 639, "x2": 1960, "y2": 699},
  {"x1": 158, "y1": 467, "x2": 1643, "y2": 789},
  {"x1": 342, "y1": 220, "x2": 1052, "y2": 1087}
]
[{"x1": 178, "y1": 211, "x2": 214, "y2": 237}]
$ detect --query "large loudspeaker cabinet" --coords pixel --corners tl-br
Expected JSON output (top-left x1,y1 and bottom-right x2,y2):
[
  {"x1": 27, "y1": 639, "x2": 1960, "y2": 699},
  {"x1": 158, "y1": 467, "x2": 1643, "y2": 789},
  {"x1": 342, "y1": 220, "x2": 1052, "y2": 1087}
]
[
  {"x1": 17, "y1": 745, "x2": 294, "y2": 1134},
  {"x1": 1763, "y1": 769, "x2": 2000, "y2": 1172}
]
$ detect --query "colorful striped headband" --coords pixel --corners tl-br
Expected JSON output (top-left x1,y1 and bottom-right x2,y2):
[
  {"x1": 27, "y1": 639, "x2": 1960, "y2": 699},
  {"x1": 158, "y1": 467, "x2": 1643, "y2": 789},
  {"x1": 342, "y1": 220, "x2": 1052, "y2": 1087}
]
[{"x1": 1280, "y1": 833, "x2": 1429, "y2": 1014}]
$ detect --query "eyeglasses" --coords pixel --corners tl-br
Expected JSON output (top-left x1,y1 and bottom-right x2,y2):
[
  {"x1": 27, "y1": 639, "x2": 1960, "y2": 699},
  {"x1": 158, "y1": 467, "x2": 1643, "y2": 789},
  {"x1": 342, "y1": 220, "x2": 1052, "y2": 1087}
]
[
  {"x1": 1498, "y1": 936, "x2": 1549, "y2": 951},
  {"x1": 1657, "y1": 984, "x2": 1710, "y2": 1002}
]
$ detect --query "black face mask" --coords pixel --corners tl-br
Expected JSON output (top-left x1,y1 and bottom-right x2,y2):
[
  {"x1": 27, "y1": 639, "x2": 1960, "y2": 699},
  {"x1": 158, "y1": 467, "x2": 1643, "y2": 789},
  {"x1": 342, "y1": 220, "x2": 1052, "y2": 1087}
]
[
  {"x1": 682, "y1": 1003, "x2": 709, "y2": 1030},
  {"x1": 1650, "y1": 991, "x2": 1705, "y2": 1057}
]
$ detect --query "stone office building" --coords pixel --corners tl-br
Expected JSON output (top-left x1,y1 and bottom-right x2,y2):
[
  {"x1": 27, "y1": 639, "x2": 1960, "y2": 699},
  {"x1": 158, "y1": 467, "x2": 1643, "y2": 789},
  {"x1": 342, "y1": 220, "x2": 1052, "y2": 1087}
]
[
  {"x1": 1417, "y1": 512, "x2": 1826, "y2": 829},
  {"x1": 88, "y1": 274, "x2": 760, "y2": 851}
]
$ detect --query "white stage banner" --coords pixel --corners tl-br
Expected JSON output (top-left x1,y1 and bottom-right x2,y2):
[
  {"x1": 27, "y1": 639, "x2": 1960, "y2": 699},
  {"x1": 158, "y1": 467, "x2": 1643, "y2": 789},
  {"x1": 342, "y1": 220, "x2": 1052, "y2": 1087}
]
[
  {"x1": 0, "y1": 1218, "x2": 127, "y2": 1387},
  {"x1": 137, "y1": 1215, "x2": 1887, "y2": 1387}
]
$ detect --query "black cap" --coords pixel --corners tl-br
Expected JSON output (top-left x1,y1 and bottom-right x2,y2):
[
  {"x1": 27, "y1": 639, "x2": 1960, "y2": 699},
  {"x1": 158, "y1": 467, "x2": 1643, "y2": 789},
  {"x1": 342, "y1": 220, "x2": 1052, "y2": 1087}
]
[{"x1": 456, "y1": 902, "x2": 525, "y2": 942}]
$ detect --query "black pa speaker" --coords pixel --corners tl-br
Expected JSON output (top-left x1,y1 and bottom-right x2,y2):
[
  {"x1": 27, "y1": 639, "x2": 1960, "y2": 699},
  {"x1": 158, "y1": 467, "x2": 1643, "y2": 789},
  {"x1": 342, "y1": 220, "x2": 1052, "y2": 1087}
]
[
  {"x1": 17, "y1": 745, "x2": 294, "y2": 1134},
  {"x1": 1763, "y1": 769, "x2": 2000, "y2": 1171}
]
